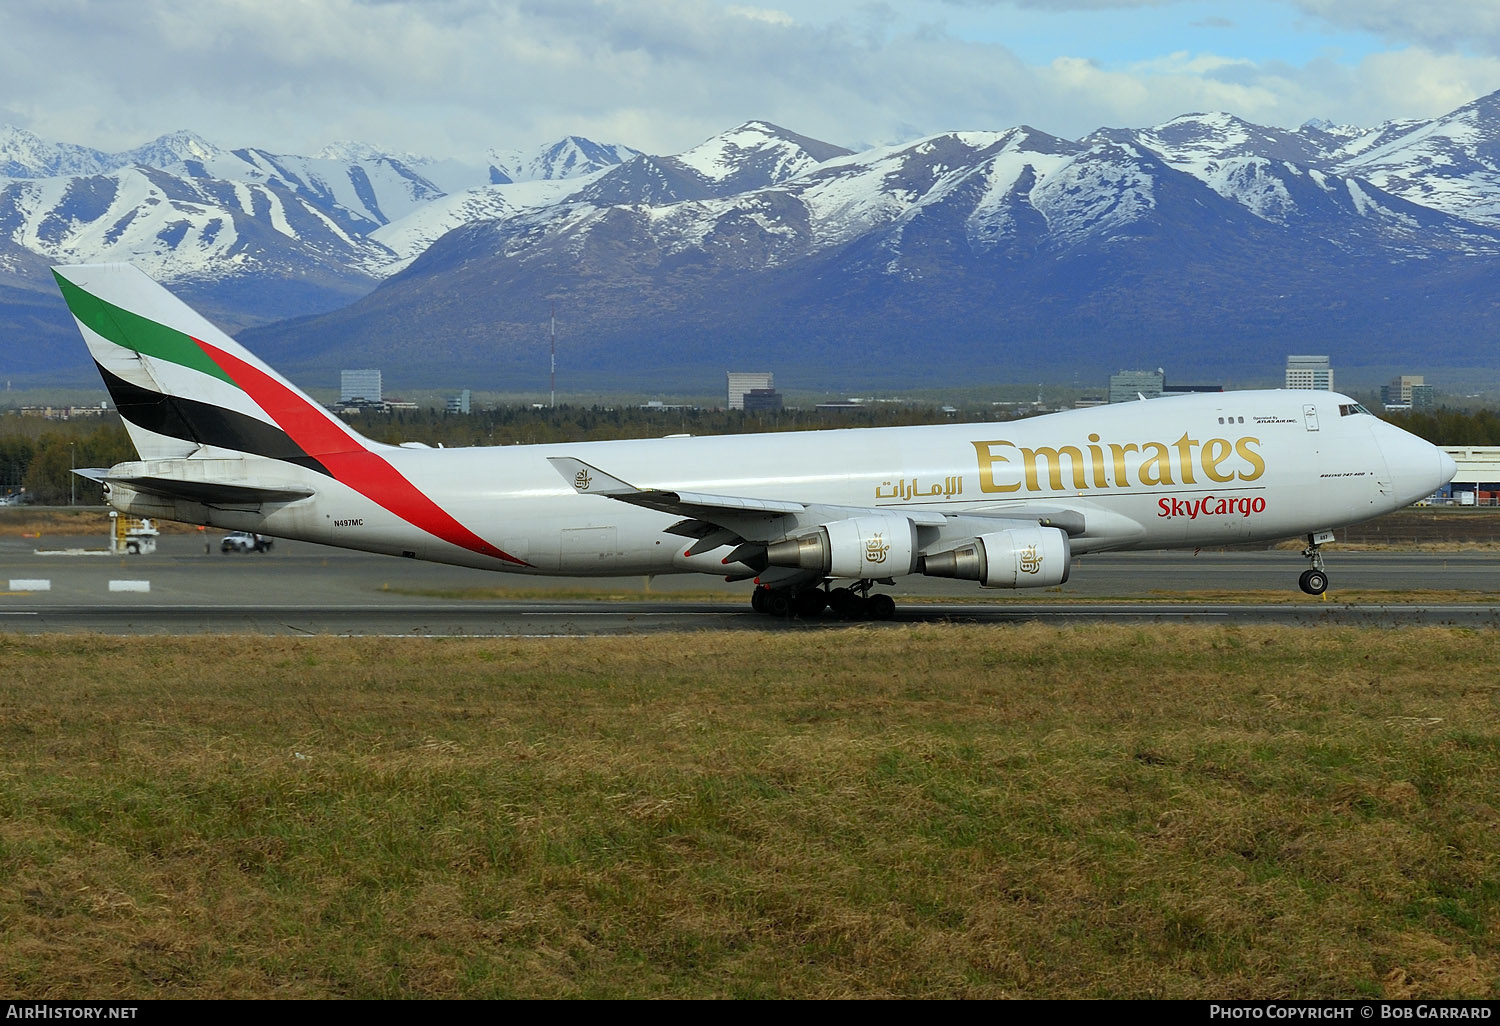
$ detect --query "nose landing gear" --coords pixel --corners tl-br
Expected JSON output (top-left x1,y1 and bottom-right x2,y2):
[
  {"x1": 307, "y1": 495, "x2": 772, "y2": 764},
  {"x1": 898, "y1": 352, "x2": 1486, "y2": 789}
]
[{"x1": 1298, "y1": 530, "x2": 1335, "y2": 595}]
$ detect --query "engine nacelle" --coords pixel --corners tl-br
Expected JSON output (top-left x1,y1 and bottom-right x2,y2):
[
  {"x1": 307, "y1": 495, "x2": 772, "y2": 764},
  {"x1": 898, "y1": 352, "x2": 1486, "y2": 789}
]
[
  {"x1": 919, "y1": 526, "x2": 1071, "y2": 589},
  {"x1": 764, "y1": 516, "x2": 919, "y2": 579}
]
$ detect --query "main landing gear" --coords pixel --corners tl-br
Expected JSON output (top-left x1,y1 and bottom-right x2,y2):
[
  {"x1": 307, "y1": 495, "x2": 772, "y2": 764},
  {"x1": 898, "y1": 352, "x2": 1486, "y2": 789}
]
[
  {"x1": 749, "y1": 581, "x2": 896, "y2": 621},
  {"x1": 1298, "y1": 530, "x2": 1336, "y2": 596}
]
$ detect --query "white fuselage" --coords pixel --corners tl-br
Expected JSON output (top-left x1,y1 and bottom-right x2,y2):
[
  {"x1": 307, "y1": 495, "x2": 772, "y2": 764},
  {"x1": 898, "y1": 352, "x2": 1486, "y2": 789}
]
[{"x1": 115, "y1": 389, "x2": 1450, "y2": 583}]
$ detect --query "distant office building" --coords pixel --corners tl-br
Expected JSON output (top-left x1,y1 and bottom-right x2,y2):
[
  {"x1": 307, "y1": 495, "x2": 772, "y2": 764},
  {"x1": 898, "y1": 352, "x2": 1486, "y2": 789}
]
[
  {"x1": 1108, "y1": 369, "x2": 1165, "y2": 404},
  {"x1": 1381, "y1": 375, "x2": 1434, "y2": 409},
  {"x1": 741, "y1": 387, "x2": 783, "y2": 413},
  {"x1": 340, "y1": 368, "x2": 382, "y2": 404},
  {"x1": 446, "y1": 389, "x2": 472, "y2": 415},
  {"x1": 17, "y1": 404, "x2": 109, "y2": 421},
  {"x1": 1285, "y1": 355, "x2": 1333, "y2": 391},
  {"x1": 1381, "y1": 375, "x2": 1420, "y2": 405},
  {"x1": 727, "y1": 372, "x2": 773, "y2": 410}
]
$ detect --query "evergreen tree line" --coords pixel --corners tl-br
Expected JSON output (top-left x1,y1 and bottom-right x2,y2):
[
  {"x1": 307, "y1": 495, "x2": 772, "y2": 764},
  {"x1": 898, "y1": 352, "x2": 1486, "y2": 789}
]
[
  {"x1": 1381, "y1": 408, "x2": 1500, "y2": 447},
  {"x1": 349, "y1": 404, "x2": 1500, "y2": 449},
  {"x1": 346, "y1": 403, "x2": 998, "y2": 448},
  {"x1": 0, "y1": 420, "x2": 132, "y2": 504},
  {"x1": 4, "y1": 404, "x2": 1496, "y2": 505}
]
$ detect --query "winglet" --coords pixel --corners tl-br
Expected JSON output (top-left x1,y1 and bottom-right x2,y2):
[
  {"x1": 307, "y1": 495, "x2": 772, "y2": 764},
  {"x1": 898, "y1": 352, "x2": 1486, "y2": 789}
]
[{"x1": 547, "y1": 457, "x2": 639, "y2": 496}]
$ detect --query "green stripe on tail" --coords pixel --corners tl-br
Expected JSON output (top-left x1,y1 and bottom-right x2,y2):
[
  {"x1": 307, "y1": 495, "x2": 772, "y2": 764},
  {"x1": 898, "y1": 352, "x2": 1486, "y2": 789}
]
[{"x1": 52, "y1": 270, "x2": 238, "y2": 387}]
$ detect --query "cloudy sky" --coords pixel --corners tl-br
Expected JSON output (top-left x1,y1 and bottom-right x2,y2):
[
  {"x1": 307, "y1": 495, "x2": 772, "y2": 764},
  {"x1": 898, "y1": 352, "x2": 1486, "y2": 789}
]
[{"x1": 4, "y1": 0, "x2": 1500, "y2": 161}]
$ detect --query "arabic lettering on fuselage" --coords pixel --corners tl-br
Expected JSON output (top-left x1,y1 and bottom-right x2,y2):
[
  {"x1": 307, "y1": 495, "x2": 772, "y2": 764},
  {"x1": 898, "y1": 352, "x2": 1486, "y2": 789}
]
[
  {"x1": 875, "y1": 476, "x2": 964, "y2": 502},
  {"x1": 971, "y1": 434, "x2": 1266, "y2": 493}
]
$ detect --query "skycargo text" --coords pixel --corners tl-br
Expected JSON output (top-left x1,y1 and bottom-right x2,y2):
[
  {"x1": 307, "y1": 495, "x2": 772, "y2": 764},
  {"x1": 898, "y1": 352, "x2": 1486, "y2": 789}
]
[{"x1": 1158, "y1": 495, "x2": 1267, "y2": 519}]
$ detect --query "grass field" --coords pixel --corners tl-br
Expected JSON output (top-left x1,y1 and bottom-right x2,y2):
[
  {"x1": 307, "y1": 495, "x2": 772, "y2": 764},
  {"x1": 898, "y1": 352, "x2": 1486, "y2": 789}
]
[{"x1": 1, "y1": 626, "x2": 1496, "y2": 999}]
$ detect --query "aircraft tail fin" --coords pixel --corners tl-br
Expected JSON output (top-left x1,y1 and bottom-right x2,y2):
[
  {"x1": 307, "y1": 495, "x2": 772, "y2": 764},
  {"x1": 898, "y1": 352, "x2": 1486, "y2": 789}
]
[{"x1": 52, "y1": 263, "x2": 372, "y2": 469}]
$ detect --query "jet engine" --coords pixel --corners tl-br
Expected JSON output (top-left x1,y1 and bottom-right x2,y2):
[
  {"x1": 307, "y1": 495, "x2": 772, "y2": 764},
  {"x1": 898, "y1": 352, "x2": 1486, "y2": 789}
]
[
  {"x1": 764, "y1": 516, "x2": 919, "y2": 578},
  {"x1": 919, "y1": 526, "x2": 1071, "y2": 588}
]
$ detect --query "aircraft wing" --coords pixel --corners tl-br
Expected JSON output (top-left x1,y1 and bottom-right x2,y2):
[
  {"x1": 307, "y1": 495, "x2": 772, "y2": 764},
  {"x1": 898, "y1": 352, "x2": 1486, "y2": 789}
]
[
  {"x1": 548, "y1": 456, "x2": 810, "y2": 519},
  {"x1": 546, "y1": 456, "x2": 1085, "y2": 545}
]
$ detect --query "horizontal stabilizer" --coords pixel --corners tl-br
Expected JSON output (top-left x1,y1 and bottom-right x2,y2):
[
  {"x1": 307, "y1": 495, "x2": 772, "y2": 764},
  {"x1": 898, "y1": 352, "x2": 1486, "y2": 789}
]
[{"x1": 110, "y1": 474, "x2": 314, "y2": 506}]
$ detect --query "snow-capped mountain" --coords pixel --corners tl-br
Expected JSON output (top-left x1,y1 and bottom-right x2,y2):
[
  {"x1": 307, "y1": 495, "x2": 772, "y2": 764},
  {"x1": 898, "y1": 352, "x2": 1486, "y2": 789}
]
[
  {"x1": 576, "y1": 121, "x2": 853, "y2": 207},
  {"x1": 0, "y1": 127, "x2": 639, "y2": 377},
  {"x1": 489, "y1": 136, "x2": 642, "y2": 183},
  {"x1": 1086, "y1": 113, "x2": 1337, "y2": 174},
  {"x1": 0, "y1": 125, "x2": 114, "y2": 179},
  {"x1": 1095, "y1": 94, "x2": 1500, "y2": 230},
  {"x1": 370, "y1": 176, "x2": 598, "y2": 270},
  {"x1": 241, "y1": 107, "x2": 1500, "y2": 390},
  {"x1": 368, "y1": 122, "x2": 848, "y2": 269},
  {"x1": 15, "y1": 90, "x2": 1500, "y2": 388},
  {"x1": 1330, "y1": 91, "x2": 1500, "y2": 226},
  {"x1": 0, "y1": 164, "x2": 393, "y2": 279},
  {"x1": 404, "y1": 120, "x2": 1498, "y2": 288}
]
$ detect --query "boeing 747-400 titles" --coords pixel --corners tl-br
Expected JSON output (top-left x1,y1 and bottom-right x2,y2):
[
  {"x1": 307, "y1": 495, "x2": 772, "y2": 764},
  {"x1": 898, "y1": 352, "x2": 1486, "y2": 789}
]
[{"x1": 54, "y1": 263, "x2": 1456, "y2": 619}]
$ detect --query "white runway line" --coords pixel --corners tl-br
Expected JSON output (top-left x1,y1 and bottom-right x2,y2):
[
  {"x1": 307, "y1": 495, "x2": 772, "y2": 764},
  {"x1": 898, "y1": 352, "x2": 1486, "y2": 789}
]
[
  {"x1": 108, "y1": 580, "x2": 151, "y2": 593},
  {"x1": 8, "y1": 579, "x2": 50, "y2": 591}
]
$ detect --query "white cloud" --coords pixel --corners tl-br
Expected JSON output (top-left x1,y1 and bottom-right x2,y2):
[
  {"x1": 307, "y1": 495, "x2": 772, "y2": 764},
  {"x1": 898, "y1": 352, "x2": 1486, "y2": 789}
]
[
  {"x1": 1129, "y1": 51, "x2": 1258, "y2": 76},
  {"x1": 725, "y1": 4, "x2": 796, "y2": 26},
  {"x1": 1290, "y1": 0, "x2": 1500, "y2": 57},
  {"x1": 0, "y1": 0, "x2": 1497, "y2": 164}
]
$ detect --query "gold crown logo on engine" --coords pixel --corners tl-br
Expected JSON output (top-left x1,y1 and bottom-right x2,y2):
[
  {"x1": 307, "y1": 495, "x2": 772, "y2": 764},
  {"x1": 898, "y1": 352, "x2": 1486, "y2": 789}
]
[
  {"x1": 1018, "y1": 543, "x2": 1042, "y2": 574},
  {"x1": 865, "y1": 533, "x2": 891, "y2": 564}
]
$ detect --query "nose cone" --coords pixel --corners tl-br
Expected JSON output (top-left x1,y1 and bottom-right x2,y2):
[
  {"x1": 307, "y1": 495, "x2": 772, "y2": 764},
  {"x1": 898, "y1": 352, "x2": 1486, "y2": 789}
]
[
  {"x1": 1376, "y1": 422, "x2": 1455, "y2": 506},
  {"x1": 1439, "y1": 448, "x2": 1457, "y2": 486}
]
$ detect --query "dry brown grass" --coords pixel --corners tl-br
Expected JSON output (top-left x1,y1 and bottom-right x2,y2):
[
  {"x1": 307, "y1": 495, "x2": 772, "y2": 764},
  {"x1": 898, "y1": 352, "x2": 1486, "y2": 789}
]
[
  {"x1": 0, "y1": 626, "x2": 1497, "y2": 998},
  {"x1": 0, "y1": 509, "x2": 203, "y2": 537}
]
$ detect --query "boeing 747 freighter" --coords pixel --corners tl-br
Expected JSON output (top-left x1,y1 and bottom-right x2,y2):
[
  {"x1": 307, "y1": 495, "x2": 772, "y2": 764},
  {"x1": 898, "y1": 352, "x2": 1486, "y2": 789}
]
[{"x1": 54, "y1": 263, "x2": 1456, "y2": 619}]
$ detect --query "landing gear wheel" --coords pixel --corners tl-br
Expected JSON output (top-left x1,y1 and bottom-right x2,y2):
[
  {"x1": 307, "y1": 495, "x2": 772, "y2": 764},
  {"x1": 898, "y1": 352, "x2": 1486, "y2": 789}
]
[
  {"x1": 1298, "y1": 569, "x2": 1328, "y2": 596},
  {"x1": 750, "y1": 587, "x2": 769, "y2": 614},
  {"x1": 1299, "y1": 531, "x2": 1333, "y2": 596},
  {"x1": 766, "y1": 590, "x2": 793, "y2": 618},
  {"x1": 830, "y1": 588, "x2": 865, "y2": 620},
  {"x1": 867, "y1": 593, "x2": 896, "y2": 621},
  {"x1": 793, "y1": 589, "x2": 828, "y2": 618}
]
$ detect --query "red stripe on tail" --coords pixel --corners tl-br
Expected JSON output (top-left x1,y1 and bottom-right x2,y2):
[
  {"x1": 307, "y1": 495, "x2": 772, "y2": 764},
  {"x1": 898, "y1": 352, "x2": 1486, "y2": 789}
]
[{"x1": 194, "y1": 338, "x2": 529, "y2": 566}]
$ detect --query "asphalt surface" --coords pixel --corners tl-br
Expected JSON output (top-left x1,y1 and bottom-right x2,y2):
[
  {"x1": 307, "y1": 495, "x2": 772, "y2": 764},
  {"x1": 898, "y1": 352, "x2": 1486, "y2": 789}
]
[{"x1": 1, "y1": 531, "x2": 1496, "y2": 635}]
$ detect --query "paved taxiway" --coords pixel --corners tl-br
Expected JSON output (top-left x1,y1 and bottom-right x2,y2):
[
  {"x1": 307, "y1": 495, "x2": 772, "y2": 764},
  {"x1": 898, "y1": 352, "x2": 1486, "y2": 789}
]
[{"x1": 0, "y1": 531, "x2": 1495, "y2": 635}]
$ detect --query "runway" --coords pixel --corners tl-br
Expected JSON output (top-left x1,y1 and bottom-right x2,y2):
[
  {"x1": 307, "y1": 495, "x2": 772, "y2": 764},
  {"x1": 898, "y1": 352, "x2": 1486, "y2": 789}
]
[{"x1": 1, "y1": 531, "x2": 1496, "y2": 635}]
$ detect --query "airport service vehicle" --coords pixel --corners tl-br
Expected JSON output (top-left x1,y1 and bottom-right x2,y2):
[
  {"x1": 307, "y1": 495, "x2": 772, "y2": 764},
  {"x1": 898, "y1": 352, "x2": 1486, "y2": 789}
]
[
  {"x1": 221, "y1": 531, "x2": 273, "y2": 553},
  {"x1": 55, "y1": 263, "x2": 1455, "y2": 619},
  {"x1": 111, "y1": 514, "x2": 158, "y2": 555}
]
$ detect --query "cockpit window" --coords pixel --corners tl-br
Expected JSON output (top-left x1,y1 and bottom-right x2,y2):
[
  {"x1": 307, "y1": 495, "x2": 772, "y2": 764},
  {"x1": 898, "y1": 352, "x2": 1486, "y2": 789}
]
[{"x1": 1339, "y1": 403, "x2": 1373, "y2": 417}]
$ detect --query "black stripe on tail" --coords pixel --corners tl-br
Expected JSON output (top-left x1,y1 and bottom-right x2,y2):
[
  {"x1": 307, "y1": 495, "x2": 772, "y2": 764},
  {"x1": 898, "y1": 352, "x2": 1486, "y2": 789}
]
[{"x1": 97, "y1": 360, "x2": 332, "y2": 476}]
